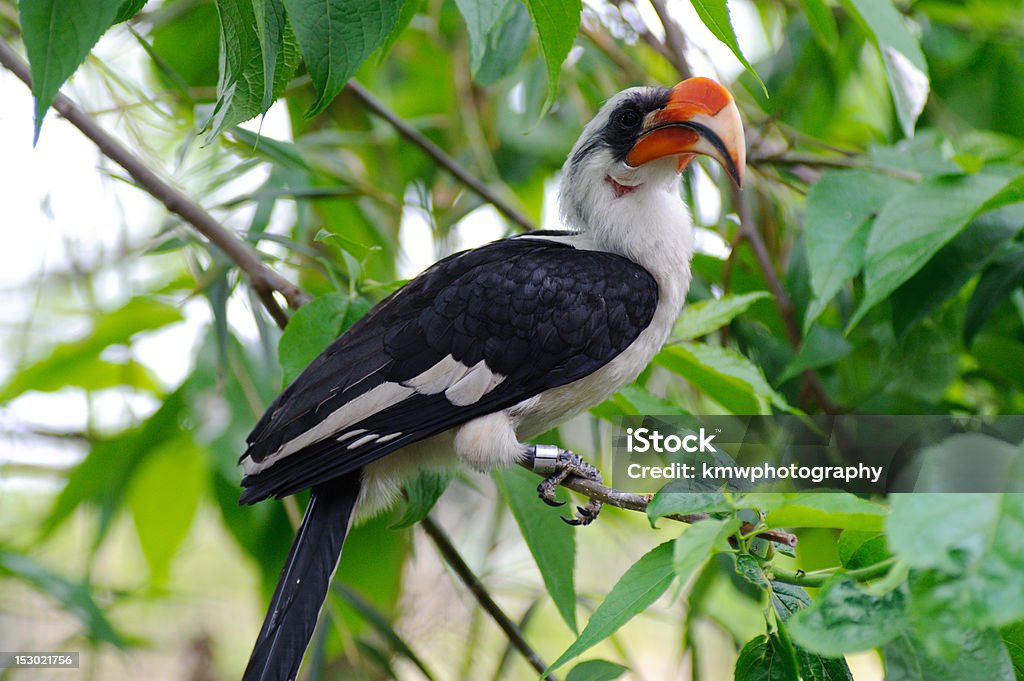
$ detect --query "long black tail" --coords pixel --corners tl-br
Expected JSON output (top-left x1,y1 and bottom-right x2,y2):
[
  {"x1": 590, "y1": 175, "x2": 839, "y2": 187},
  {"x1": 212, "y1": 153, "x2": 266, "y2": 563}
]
[{"x1": 242, "y1": 472, "x2": 362, "y2": 681}]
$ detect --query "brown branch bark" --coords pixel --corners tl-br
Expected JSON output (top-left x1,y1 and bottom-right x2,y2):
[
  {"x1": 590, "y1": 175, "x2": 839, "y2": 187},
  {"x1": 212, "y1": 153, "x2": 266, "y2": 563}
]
[
  {"x1": 346, "y1": 81, "x2": 536, "y2": 233},
  {"x1": 420, "y1": 516, "x2": 558, "y2": 681},
  {"x1": 0, "y1": 39, "x2": 310, "y2": 328},
  {"x1": 649, "y1": 0, "x2": 693, "y2": 80},
  {"x1": 730, "y1": 184, "x2": 839, "y2": 414},
  {"x1": 518, "y1": 459, "x2": 797, "y2": 547},
  {"x1": 749, "y1": 151, "x2": 922, "y2": 182}
]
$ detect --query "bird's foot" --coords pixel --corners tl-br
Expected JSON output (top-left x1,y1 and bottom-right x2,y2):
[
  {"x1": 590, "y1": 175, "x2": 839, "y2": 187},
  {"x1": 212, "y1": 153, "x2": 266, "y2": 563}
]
[{"x1": 527, "y1": 444, "x2": 604, "y2": 526}]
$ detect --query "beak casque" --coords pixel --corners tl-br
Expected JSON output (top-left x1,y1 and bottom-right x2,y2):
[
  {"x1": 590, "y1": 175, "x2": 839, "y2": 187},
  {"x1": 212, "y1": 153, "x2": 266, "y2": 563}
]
[{"x1": 625, "y1": 77, "x2": 746, "y2": 187}]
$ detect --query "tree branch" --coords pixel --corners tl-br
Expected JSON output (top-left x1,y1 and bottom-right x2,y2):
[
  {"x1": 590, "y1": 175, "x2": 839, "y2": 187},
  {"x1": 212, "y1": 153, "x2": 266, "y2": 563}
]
[
  {"x1": 517, "y1": 459, "x2": 798, "y2": 547},
  {"x1": 749, "y1": 151, "x2": 922, "y2": 182},
  {"x1": 730, "y1": 184, "x2": 839, "y2": 415},
  {"x1": 772, "y1": 557, "x2": 897, "y2": 587},
  {"x1": 648, "y1": 0, "x2": 693, "y2": 80},
  {"x1": 0, "y1": 38, "x2": 310, "y2": 328},
  {"x1": 420, "y1": 516, "x2": 558, "y2": 681},
  {"x1": 346, "y1": 81, "x2": 536, "y2": 233}
]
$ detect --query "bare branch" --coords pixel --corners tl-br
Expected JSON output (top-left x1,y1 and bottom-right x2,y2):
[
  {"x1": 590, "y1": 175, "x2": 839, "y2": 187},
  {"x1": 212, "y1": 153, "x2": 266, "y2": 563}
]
[
  {"x1": 730, "y1": 184, "x2": 839, "y2": 415},
  {"x1": 346, "y1": 81, "x2": 537, "y2": 233},
  {"x1": 420, "y1": 516, "x2": 559, "y2": 681},
  {"x1": 0, "y1": 38, "x2": 310, "y2": 327},
  {"x1": 648, "y1": 0, "x2": 693, "y2": 80},
  {"x1": 517, "y1": 459, "x2": 798, "y2": 547},
  {"x1": 750, "y1": 151, "x2": 923, "y2": 182}
]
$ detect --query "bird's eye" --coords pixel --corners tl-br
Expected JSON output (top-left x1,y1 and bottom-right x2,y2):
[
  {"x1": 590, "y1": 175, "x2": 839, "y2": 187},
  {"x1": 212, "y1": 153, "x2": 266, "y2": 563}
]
[{"x1": 617, "y1": 108, "x2": 642, "y2": 128}]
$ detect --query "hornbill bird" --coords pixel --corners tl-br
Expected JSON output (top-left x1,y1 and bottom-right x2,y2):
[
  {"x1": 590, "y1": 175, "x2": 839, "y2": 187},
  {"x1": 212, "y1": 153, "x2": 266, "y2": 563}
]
[{"x1": 239, "y1": 77, "x2": 745, "y2": 681}]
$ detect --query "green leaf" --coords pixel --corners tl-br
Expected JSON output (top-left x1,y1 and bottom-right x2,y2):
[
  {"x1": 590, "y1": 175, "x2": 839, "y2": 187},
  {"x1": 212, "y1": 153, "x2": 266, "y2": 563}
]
[
  {"x1": 390, "y1": 470, "x2": 452, "y2": 530},
  {"x1": 0, "y1": 297, "x2": 182, "y2": 403},
  {"x1": 1001, "y1": 621, "x2": 1024, "y2": 680},
  {"x1": 209, "y1": 0, "x2": 301, "y2": 136},
  {"x1": 883, "y1": 630, "x2": 1014, "y2": 681},
  {"x1": 793, "y1": 649, "x2": 854, "y2": 681},
  {"x1": 687, "y1": 0, "x2": 766, "y2": 95},
  {"x1": 734, "y1": 634, "x2": 801, "y2": 681},
  {"x1": 798, "y1": 0, "x2": 839, "y2": 52},
  {"x1": 905, "y1": 434, "x2": 1020, "y2": 493},
  {"x1": 454, "y1": 0, "x2": 512, "y2": 74},
  {"x1": 646, "y1": 488, "x2": 730, "y2": 527},
  {"x1": 887, "y1": 494, "x2": 1024, "y2": 630},
  {"x1": 128, "y1": 436, "x2": 206, "y2": 584},
  {"x1": 777, "y1": 325, "x2": 853, "y2": 384},
  {"x1": 837, "y1": 531, "x2": 889, "y2": 569},
  {"x1": 283, "y1": 0, "x2": 403, "y2": 116},
  {"x1": 278, "y1": 292, "x2": 363, "y2": 383},
  {"x1": 656, "y1": 343, "x2": 792, "y2": 415},
  {"x1": 253, "y1": 0, "x2": 291, "y2": 112},
  {"x1": 0, "y1": 550, "x2": 125, "y2": 646},
  {"x1": 840, "y1": 0, "x2": 929, "y2": 137},
  {"x1": 114, "y1": 0, "x2": 148, "y2": 24},
  {"x1": 965, "y1": 244, "x2": 1024, "y2": 344},
  {"x1": 547, "y1": 540, "x2": 675, "y2": 673},
  {"x1": 674, "y1": 292, "x2": 771, "y2": 340},
  {"x1": 788, "y1": 578, "x2": 908, "y2": 655},
  {"x1": 565, "y1": 659, "x2": 628, "y2": 681},
  {"x1": 523, "y1": 0, "x2": 582, "y2": 114},
  {"x1": 673, "y1": 517, "x2": 739, "y2": 585},
  {"x1": 890, "y1": 208, "x2": 1022, "y2": 337},
  {"x1": 802, "y1": 169, "x2": 907, "y2": 330},
  {"x1": 591, "y1": 384, "x2": 684, "y2": 420},
  {"x1": 473, "y1": 0, "x2": 532, "y2": 86},
  {"x1": 745, "y1": 493, "x2": 887, "y2": 531},
  {"x1": 43, "y1": 389, "x2": 189, "y2": 542},
  {"x1": 851, "y1": 173, "x2": 1023, "y2": 330},
  {"x1": 19, "y1": 0, "x2": 126, "y2": 140},
  {"x1": 735, "y1": 554, "x2": 770, "y2": 590},
  {"x1": 379, "y1": 0, "x2": 421, "y2": 57},
  {"x1": 770, "y1": 580, "x2": 812, "y2": 621},
  {"x1": 772, "y1": 582, "x2": 855, "y2": 680},
  {"x1": 495, "y1": 466, "x2": 577, "y2": 632}
]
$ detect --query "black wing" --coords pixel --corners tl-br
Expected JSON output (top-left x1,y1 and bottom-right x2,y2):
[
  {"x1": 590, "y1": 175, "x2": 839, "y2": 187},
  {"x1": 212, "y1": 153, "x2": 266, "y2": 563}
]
[{"x1": 240, "y1": 236, "x2": 658, "y2": 503}]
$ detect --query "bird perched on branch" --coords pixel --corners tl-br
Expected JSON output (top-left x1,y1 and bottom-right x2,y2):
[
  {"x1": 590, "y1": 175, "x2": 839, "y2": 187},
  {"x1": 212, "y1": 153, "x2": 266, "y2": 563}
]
[{"x1": 239, "y1": 76, "x2": 745, "y2": 681}]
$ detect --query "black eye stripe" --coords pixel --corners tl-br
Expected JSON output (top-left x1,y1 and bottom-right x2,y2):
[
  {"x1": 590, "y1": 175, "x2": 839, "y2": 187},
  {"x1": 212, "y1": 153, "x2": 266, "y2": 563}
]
[{"x1": 567, "y1": 87, "x2": 673, "y2": 169}]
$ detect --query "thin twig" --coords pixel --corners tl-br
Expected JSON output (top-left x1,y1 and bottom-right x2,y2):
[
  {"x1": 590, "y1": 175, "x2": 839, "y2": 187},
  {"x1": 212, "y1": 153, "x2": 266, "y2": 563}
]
[
  {"x1": 772, "y1": 557, "x2": 897, "y2": 587},
  {"x1": 420, "y1": 515, "x2": 559, "y2": 681},
  {"x1": 608, "y1": 0, "x2": 678, "y2": 69},
  {"x1": 649, "y1": 0, "x2": 693, "y2": 80},
  {"x1": 730, "y1": 184, "x2": 839, "y2": 415},
  {"x1": 0, "y1": 38, "x2": 310, "y2": 327},
  {"x1": 346, "y1": 81, "x2": 536, "y2": 232},
  {"x1": 750, "y1": 152, "x2": 922, "y2": 182},
  {"x1": 580, "y1": 23, "x2": 646, "y2": 84},
  {"x1": 516, "y1": 460, "x2": 798, "y2": 547}
]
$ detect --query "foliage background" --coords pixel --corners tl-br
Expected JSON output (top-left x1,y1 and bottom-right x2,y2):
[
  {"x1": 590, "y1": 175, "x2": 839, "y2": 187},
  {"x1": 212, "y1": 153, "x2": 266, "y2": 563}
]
[{"x1": 2, "y1": 0, "x2": 1024, "y2": 679}]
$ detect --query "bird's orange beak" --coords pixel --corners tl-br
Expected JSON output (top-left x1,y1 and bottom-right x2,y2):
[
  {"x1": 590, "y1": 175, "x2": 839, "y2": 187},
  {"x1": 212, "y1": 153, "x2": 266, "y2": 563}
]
[{"x1": 625, "y1": 77, "x2": 746, "y2": 187}]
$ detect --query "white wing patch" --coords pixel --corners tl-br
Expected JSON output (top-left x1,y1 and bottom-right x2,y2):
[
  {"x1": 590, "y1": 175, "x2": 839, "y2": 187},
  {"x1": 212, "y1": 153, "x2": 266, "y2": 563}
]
[
  {"x1": 244, "y1": 354, "x2": 504, "y2": 475},
  {"x1": 445, "y1": 360, "x2": 505, "y2": 406},
  {"x1": 401, "y1": 354, "x2": 468, "y2": 394},
  {"x1": 403, "y1": 354, "x2": 505, "y2": 405},
  {"x1": 244, "y1": 382, "x2": 415, "y2": 474}
]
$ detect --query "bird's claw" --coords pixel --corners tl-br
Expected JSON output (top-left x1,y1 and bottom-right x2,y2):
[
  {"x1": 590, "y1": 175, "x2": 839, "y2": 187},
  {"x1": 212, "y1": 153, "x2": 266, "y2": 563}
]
[{"x1": 530, "y1": 447, "x2": 604, "y2": 526}]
